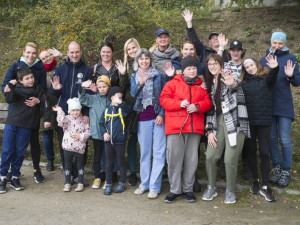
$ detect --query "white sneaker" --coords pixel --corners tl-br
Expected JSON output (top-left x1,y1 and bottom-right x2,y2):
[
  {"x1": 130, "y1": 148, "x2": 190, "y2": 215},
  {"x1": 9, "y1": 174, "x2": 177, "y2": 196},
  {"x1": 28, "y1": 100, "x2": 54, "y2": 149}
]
[
  {"x1": 75, "y1": 183, "x2": 84, "y2": 192},
  {"x1": 147, "y1": 191, "x2": 158, "y2": 199},
  {"x1": 102, "y1": 181, "x2": 107, "y2": 189},
  {"x1": 92, "y1": 178, "x2": 101, "y2": 189},
  {"x1": 63, "y1": 184, "x2": 71, "y2": 192},
  {"x1": 134, "y1": 187, "x2": 146, "y2": 195}
]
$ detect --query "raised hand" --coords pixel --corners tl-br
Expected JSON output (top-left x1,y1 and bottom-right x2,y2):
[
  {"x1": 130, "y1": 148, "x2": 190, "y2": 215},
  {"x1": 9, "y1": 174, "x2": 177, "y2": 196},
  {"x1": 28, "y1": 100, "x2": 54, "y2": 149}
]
[
  {"x1": 266, "y1": 54, "x2": 278, "y2": 69},
  {"x1": 49, "y1": 48, "x2": 62, "y2": 58},
  {"x1": 221, "y1": 70, "x2": 236, "y2": 86},
  {"x1": 52, "y1": 105, "x2": 62, "y2": 112},
  {"x1": 138, "y1": 70, "x2": 150, "y2": 86},
  {"x1": 218, "y1": 33, "x2": 228, "y2": 49},
  {"x1": 115, "y1": 59, "x2": 126, "y2": 75},
  {"x1": 182, "y1": 9, "x2": 193, "y2": 28},
  {"x1": 81, "y1": 80, "x2": 92, "y2": 88},
  {"x1": 51, "y1": 76, "x2": 62, "y2": 90},
  {"x1": 284, "y1": 59, "x2": 296, "y2": 77},
  {"x1": 163, "y1": 62, "x2": 175, "y2": 77}
]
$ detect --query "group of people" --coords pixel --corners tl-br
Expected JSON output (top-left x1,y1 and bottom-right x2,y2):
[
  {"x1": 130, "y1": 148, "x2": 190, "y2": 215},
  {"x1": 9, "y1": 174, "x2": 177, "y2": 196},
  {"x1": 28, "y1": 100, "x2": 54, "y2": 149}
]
[{"x1": 0, "y1": 9, "x2": 299, "y2": 205}]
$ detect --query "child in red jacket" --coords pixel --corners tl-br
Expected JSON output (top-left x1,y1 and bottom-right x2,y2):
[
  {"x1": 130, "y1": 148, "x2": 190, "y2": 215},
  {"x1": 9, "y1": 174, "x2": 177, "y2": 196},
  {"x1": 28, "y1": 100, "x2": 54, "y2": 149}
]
[{"x1": 160, "y1": 56, "x2": 212, "y2": 203}]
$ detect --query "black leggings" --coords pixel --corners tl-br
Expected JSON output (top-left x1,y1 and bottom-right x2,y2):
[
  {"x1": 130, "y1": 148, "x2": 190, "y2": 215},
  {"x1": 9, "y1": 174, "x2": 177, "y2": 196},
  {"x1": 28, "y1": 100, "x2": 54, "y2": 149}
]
[
  {"x1": 93, "y1": 139, "x2": 104, "y2": 179},
  {"x1": 105, "y1": 144, "x2": 126, "y2": 184},
  {"x1": 64, "y1": 150, "x2": 84, "y2": 184},
  {"x1": 246, "y1": 125, "x2": 271, "y2": 186}
]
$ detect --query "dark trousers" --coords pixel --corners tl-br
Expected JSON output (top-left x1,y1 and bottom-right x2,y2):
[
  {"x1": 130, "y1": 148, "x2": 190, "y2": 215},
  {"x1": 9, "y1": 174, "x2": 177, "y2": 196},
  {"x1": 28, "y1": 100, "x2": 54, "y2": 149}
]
[
  {"x1": 93, "y1": 139, "x2": 104, "y2": 178},
  {"x1": 105, "y1": 144, "x2": 126, "y2": 184},
  {"x1": 245, "y1": 125, "x2": 271, "y2": 186},
  {"x1": 56, "y1": 126, "x2": 88, "y2": 177},
  {"x1": 30, "y1": 125, "x2": 41, "y2": 170},
  {"x1": 64, "y1": 150, "x2": 84, "y2": 184}
]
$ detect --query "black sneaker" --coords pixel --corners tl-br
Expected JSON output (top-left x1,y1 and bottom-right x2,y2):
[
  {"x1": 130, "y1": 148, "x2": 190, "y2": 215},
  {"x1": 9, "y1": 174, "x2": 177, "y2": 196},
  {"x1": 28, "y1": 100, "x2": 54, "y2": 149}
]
[
  {"x1": 128, "y1": 173, "x2": 137, "y2": 186},
  {"x1": 184, "y1": 192, "x2": 196, "y2": 203},
  {"x1": 250, "y1": 179, "x2": 260, "y2": 194},
  {"x1": 10, "y1": 178, "x2": 24, "y2": 191},
  {"x1": 46, "y1": 160, "x2": 54, "y2": 172},
  {"x1": 193, "y1": 179, "x2": 201, "y2": 193},
  {"x1": 6, "y1": 172, "x2": 12, "y2": 184},
  {"x1": 34, "y1": 170, "x2": 45, "y2": 183},
  {"x1": 259, "y1": 187, "x2": 276, "y2": 202},
  {"x1": 164, "y1": 193, "x2": 182, "y2": 203},
  {"x1": 0, "y1": 179, "x2": 7, "y2": 194}
]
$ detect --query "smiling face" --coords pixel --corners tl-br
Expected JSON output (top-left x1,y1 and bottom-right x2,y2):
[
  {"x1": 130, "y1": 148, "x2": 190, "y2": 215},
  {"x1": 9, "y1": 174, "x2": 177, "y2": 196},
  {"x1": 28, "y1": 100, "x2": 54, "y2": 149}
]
[
  {"x1": 181, "y1": 43, "x2": 196, "y2": 58},
  {"x1": 228, "y1": 48, "x2": 243, "y2": 62},
  {"x1": 271, "y1": 39, "x2": 285, "y2": 51},
  {"x1": 207, "y1": 59, "x2": 222, "y2": 76},
  {"x1": 23, "y1": 46, "x2": 37, "y2": 65},
  {"x1": 69, "y1": 109, "x2": 81, "y2": 118},
  {"x1": 100, "y1": 46, "x2": 113, "y2": 63},
  {"x1": 39, "y1": 50, "x2": 54, "y2": 64},
  {"x1": 127, "y1": 42, "x2": 138, "y2": 59},
  {"x1": 156, "y1": 34, "x2": 170, "y2": 50},
  {"x1": 19, "y1": 73, "x2": 35, "y2": 87},
  {"x1": 183, "y1": 66, "x2": 197, "y2": 80},
  {"x1": 138, "y1": 54, "x2": 151, "y2": 70},
  {"x1": 97, "y1": 81, "x2": 109, "y2": 96},
  {"x1": 208, "y1": 35, "x2": 219, "y2": 49},
  {"x1": 67, "y1": 42, "x2": 82, "y2": 64},
  {"x1": 244, "y1": 62, "x2": 258, "y2": 75}
]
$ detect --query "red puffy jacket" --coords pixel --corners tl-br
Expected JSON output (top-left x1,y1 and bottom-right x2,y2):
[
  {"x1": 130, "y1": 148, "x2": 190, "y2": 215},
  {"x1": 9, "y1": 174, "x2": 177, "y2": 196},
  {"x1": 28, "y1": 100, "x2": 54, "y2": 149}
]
[{"x1": 160, "y1": 74, "x2": 212, "y2": 135}]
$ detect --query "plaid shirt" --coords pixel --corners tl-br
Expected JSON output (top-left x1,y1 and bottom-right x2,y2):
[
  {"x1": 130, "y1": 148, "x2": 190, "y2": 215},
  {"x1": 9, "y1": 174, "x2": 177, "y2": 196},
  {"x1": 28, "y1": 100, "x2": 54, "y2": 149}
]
[{"x1": 206, "y1": 78, "x2": 250, "y2": 148}]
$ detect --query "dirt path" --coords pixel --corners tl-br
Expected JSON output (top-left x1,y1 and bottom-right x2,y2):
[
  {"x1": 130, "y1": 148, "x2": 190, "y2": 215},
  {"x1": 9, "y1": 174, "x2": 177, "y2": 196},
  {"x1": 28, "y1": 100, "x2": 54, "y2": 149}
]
[{"x1": 0, "y1": 165, "x2": 300, "y2": 225}]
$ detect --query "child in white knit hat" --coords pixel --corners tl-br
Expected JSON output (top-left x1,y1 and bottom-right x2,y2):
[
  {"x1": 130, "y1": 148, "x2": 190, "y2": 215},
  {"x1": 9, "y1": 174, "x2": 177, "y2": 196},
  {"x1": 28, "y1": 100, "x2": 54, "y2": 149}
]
[{"x1": 53, "y1": 97, "x2": 90, "y2": 192}]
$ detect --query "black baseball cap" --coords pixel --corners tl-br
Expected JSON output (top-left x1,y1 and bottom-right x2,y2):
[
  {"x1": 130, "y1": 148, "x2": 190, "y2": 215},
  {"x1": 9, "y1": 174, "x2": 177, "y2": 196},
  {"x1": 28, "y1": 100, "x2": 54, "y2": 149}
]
[
  {"x1": 229, "y1": 40, "x2": 243, "y2": 50},
  {"x1": 208, "y1": 32, "x2": 219, "y2": 40}
]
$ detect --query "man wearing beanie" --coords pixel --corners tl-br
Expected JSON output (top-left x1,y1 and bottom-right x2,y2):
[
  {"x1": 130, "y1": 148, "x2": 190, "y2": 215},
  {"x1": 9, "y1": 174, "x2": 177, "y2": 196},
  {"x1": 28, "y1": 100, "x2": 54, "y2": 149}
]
[
  {"x1": 260, "y1": 30, "x2": 300, "y2": 187},
  {"x1": 99, "y1": 86, "x2": 131, "y2": 195},
  {"x1": 160, "y1": 55, "x2": 212, "y2": 203}
]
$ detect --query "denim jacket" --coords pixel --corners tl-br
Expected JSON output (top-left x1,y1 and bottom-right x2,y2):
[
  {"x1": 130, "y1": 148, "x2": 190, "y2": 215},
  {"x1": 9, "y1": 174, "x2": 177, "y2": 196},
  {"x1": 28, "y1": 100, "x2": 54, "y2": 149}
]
[{"x1": 130, "y1": 68, "x2": 165, "y2": 118}]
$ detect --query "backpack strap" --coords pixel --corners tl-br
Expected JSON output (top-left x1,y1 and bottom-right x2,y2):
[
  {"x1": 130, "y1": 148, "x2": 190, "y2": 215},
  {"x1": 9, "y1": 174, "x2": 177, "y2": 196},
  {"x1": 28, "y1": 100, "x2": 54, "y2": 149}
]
[{"x1": 104, "y1": 107, "x2": 125, "y2": 135}]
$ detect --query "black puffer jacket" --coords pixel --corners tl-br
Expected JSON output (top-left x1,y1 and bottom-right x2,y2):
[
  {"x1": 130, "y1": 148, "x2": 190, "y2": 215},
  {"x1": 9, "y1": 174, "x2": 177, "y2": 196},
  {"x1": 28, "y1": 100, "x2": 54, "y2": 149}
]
[{"x1": 242, "y1": 66, "x2": 279, "y2": 126}]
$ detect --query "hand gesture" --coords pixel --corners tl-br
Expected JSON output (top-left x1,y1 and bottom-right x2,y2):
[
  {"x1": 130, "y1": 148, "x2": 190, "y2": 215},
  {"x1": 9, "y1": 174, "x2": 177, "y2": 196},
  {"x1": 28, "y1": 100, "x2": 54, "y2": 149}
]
[
  {"x1": 221, "y1": 70, "x2": 236, "y2": 86},
  {"x1": 111, "y1": 95, "x2": 122, "y2": 106},
  {"x1": 4, "y1": 85, "x2": 11, "y2": 93},
  {"x1": 115, "y1": 60, "x2": 126, "y2": 75},
  {"x1": 156, "y1": 115, "x2": 164, "y2": 126},
  {"x1": 104, "y1": 133, "x2": 110, "y2": 142},
  {"x1": 52, "y1": 105, "x2": 62, "y2": 112},
  {"x1": 72, "y1": 132, "x2": 81, "y2": 140},
  {"x1": 49, "y1": 48, "x2": 62, "y2": 58},
  {"x1": 187, "y1": 104, "x2": 198, "y2": 113},
  {"x1": 138, "y1": 70, "x2": 150, "y2": 86},
  {"x1": 265, "y1": 54, "x2": 278, "y2": 69},
  {"x1": 81, "y1": 80, "x2": 92, "y2": 88},
  {"x1": 25, "y1": 97, "x2": 39, "y2": 107},
  {"x1": 82, "y1": 115, "x2": 89, "y2": 124},
  {"x1": 51, "y1": 76, "x2": 62, "y2": 90},
  {"x1": 181, "y1": 99, "x2": 189, "y2": 108},
  {"x1": 44, "y1": 122, "x2": 51, "y2": 129},
  {"x1": 284, "y1": 59, "x2": 296, "y2": 78},
  {"x1": 207, "y1": 132, "x2": 218, "y2": 148},
  {"x1": 218, "y1": 34, "x2": 228, "y2": 49},
  {"x1": 163, "y1": 62, "x2": 175, "y2": 77},
  {"x1": 9, "y1": 79, "x2": 17, "y2": 85},
  {"x1": 182, "y1": 9, "x2": 193, "y2": 28}
]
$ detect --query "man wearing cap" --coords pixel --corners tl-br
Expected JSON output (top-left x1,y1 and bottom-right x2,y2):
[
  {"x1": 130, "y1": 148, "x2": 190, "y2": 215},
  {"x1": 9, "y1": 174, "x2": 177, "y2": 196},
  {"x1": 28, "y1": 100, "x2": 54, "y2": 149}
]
[
  {"x1": 51, "y1": 41, "x2": 93, "y2": 179},
  {"x1": 151, "y1": 28, "x2": 180, "y2": 74},
  {"x1": 182, "y1": 9, "x2": 229, "y2": 64}
]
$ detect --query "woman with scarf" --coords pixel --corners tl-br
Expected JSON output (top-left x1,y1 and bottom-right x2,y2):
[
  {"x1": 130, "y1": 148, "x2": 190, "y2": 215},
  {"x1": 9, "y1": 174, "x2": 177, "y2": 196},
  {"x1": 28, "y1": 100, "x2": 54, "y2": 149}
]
[
  {"x1": 39, "y1": 48, "x2": 64, "y2": 171},
  {"x1": 202, "y1": 54, "x2": 250, "y2": 204},
  {"x1": 260, "y1": 31, "x2": 300, "y2": 187},
  {"x1": 131, "y1": 48, "x2": 166, "y2": 199}
]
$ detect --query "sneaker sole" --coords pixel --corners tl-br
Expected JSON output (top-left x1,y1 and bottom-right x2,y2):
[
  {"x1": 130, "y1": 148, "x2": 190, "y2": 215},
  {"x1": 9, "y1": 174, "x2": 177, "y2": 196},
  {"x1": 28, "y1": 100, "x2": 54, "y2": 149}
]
[
  {"x1": 0, "y1": 190, "x2": 7, "y2": 194},
  {"x1": 259, "y1": 190, "x2": 276, "y2": 202},
  {"x1": 92, "y1": 185, "x2": 100, "y2": 189},
  {"x1": 34, "y1": 178, "x2": 45, "y2": 184},
  {"x1": 202, "y1": 192, "x2": 218, "y2": 201},
  {"x1": 10, "y1": 184, "x2": 24, "y2": 191},
  {"x1": 186, "y1": 198, "x2": 196, "y2": 203},
  {"x1": 224, "y1": 199, "x2": 236, "y2": 204},
  {"x1": 164, "y1": 196, "x2": 182, "y2": 203}
]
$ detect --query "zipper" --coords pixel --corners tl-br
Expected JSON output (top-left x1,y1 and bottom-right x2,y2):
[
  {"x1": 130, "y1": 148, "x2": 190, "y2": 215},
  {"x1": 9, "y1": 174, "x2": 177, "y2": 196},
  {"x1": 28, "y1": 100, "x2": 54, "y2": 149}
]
[
  {"x1": 189, "y1": 84, "x2": 193, "y2": 132},
  {"x1": 70, "y1": 64, "x2": 75, "y2": 99},
  {"x1": 110, "y1": 106, "x2": 114, "y2": 145}
]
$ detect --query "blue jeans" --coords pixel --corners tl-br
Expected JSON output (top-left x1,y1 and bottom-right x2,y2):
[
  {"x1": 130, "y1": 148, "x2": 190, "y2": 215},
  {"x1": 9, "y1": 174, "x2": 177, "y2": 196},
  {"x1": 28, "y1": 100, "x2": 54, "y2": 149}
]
[
  {"x1": 270, "y1": 116, "x2": 293, "y2": 170},
  {"x1": 0, "y1": 124, "x2": 31, "y2": 177},
  {"x1": 42, "y1": 130, "x2": 55, "y2": 161},
  {"x1": 137, "y1": 119, "x2": 166, "y2": 193}
]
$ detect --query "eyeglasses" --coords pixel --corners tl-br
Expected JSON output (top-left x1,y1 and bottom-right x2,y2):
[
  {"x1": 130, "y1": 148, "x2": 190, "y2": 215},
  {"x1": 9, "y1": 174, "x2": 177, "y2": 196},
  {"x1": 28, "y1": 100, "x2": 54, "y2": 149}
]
[{"x1": 207, "y1": 62, "x2": 219, "y2": 67}]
